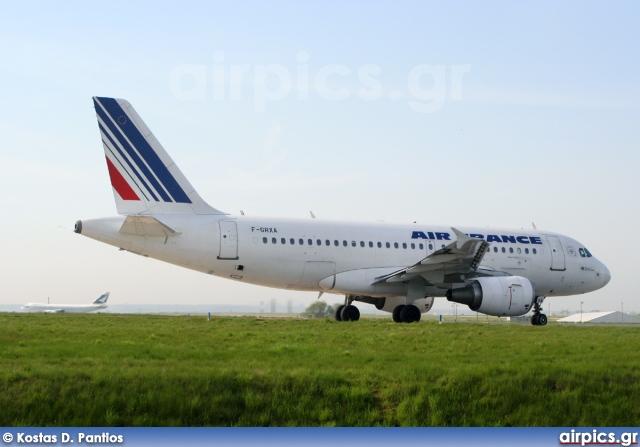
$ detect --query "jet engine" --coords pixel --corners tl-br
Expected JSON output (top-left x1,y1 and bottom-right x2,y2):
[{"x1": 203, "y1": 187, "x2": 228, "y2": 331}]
[{"x1": 446, "y1": 276, "x2": 534, "y2": 317}]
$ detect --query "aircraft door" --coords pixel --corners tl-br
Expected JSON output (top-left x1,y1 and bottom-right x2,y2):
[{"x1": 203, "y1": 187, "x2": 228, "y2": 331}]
[
  {"x1": 547, "y1": 236, "x2": 566, "y2": 271},
  {"x1": 218, "y1": 221, "x2": 239, "y2": 260}
]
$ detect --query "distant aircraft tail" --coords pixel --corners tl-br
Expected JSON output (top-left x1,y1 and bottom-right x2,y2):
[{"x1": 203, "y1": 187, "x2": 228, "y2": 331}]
[
  {"x1": 93, "y1": 292, "x2": 110, "y2": 304},
  {"x1": 92, "y1": 97, "x2": 225, "y2": 216}
]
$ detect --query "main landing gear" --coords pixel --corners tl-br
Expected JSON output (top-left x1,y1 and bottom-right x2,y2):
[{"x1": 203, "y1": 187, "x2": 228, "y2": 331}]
[
  {"x1": 334, "y1": 296, "x2": 360, "y2": 322},
  {"x1": 333, "y1": 296, "x2": 422, "y2": 323},
  {"x1": 392, "y1": 304, "x2": 421, "y2": 323},
  {"x1": 531, "y1": 296, "x2": 548, "y2": 326}
]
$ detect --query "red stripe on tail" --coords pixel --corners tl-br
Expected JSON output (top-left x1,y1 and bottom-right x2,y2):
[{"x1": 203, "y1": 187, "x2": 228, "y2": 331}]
[{"x1": 105, "y1": 156, "x2": 140, "y2": 200}]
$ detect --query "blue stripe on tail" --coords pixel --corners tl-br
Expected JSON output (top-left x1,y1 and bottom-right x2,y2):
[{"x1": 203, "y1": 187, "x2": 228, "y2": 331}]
[
  {"x1": 95, "y1": 97, "x2": 192, "y2": 204},
  {"x1": 95, "y1": 99, "x2": 170, "y2": 202},
  {"x1": 100, "y1": 125, "x2": 155, "y2": 201}
]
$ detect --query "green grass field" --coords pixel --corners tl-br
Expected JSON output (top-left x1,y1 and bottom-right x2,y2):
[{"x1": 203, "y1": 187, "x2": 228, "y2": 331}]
[{"x1": 0, "y1": 313, "x2": 638, "y2": 426}]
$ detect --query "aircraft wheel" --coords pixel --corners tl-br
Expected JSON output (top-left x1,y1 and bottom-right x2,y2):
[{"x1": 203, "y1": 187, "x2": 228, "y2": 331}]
[
  {"x1": 531, "y1": 314, "x2": 539, "y2": 326},
  {"x1": 341, "y1": 305, "x2": 360, "y2": 322},
  {"x1": 392, "y1": 305, "x2": 405, "y2": 323},
  {"x1": 537, "y1": 314, "x2": 548, "y2": 326},
  {"x1": 334, "y1": 305, "x2": 345, "y2": 321},
  {"x1": 400, "y1": 304, "x2": 421, "y2": 323}
]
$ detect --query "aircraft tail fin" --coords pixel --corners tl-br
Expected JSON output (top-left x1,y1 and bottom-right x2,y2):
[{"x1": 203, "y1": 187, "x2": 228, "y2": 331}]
[
  {"x1": 93, "y1": 292, "x2": 110, "y2": 304},
  {"x1": 92, "y1": 97, "x2": 225, "y2": 216}
]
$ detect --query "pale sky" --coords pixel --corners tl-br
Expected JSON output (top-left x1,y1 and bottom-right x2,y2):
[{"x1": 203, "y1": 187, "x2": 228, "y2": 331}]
[{"x1": 1, "y1": 1, "x2": 638, "y2": 313}]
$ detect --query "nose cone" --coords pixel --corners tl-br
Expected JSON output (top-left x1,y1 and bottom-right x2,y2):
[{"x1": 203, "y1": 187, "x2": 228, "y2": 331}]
[{"x1": 601, "y1": 263, "x2": 611, "y2": 287}]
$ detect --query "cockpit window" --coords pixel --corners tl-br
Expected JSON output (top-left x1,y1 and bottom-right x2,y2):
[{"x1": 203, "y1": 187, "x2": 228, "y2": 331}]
[
  {"x1": 584, "y1": 248, "x2": 593, "y2": 257},
  {"x1": 579, "y1": 248, "x2": 593, "y2": 258}
]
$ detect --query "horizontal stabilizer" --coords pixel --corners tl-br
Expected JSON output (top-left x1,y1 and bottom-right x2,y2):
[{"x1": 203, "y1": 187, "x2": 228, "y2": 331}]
[{"x1": 119, "y1": 216, "x2": 179, "y2": 237}]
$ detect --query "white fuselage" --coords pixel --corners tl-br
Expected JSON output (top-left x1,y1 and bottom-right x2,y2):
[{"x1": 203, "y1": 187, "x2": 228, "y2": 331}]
[
  {"x1": 78, "y1": 214, "x2": 610, "y2": 304},
  {"x1": 80, "y1": 96, "x2": 611, "y2": 323},
  {"x1": 21, "y1": 303, "x2": 107, "y2": 313}
]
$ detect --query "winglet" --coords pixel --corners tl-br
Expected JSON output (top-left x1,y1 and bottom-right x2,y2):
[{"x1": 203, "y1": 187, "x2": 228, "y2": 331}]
[
  {"x1": 451, "y1": 227, "x2": 472, "y2": 250},
  {"x1": 452, "y1": 227, "x2": 489, "y2": 270}
]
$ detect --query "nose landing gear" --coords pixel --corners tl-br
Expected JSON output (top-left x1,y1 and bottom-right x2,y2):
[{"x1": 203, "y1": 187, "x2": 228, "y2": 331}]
[{"x1": 531, "y1": 296, "x2": 548, "y2": 326}]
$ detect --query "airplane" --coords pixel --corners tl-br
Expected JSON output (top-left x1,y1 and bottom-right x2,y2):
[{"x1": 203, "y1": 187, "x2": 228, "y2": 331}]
[
  {"x1": 22, "y1": 292, "x2": 109, "y2": 313},
  {"x1": 74, "y1": 97, "x2": 611, "y2": 326}
]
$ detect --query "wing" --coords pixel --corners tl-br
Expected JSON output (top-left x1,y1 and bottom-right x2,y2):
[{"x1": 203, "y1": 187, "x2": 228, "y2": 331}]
[{"x1": 374, "y1": 228, "x2": 507, "y2": 288}]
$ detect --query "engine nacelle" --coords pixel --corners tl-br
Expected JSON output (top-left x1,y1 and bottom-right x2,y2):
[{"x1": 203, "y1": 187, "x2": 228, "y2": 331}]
[
  {"x1": 373, "y1": 296, "x2": 434, "y2": 314},
  {"x1": 446, "y1": 276, "x2": 535, "y2": 317}
]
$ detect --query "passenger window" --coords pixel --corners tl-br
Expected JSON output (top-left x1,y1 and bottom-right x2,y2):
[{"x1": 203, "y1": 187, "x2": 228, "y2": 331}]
[
  {"x1": 385, "y1": 242, "x2": 390, "y2": 248},
  {"x1": 360, "y1": 241, "x2": 365, "y2": 247},
  {"x1": 419, "y1": 243, "x2": 424, "y2": 250},
  {"x1": 351, "y1": 241, "x2": 356, "y2": 247},
  {"x1": 316, "y1": 239, "x2": 321, "y2": 246},
  {"x1": 533, "y1": 248, "x2": 537, "y2": 254},
  {"x1": 402, "y1": 243, "x2": 407, "y2": 249},
  {"x1": 394, "y1": 242, "x2": 399, "y2": 249},
  {"x1": 525, "y1": 248, "x2": 529, "y2": 254},
  {"x1": 334, "y1": 240, "x2": 339, "y2": 246},
  {"x1": 501, "y1": 247, "x2": 505, "y2": 253},
  {"x1": 377, "y1": 242, "x2": 382, "y2": 248},
  {"x1": 308, "y1": 239, "x2": 312, "y2": 245},
  {"x1": 272, "y1": 237, "x2": 277, "y2": 244},
  {"x1": 509, "y1": 247, "x2": 514, "y2": 254},
  {"x1": 493, "y1": 247, "x2": 497, "y2": 253},
  {"x1": 411, "y1": 243, "x2": 415, "y2": 249},
  {"x1": 369, "y1": 241, "x2": 373, "y2": 248},
  {"x1": 343, "y1": 240, "x2": 347, "y2": 247},
  {"x1": 263, "y1": 237, "x2": 267, "y2": 244},
  {"x1": 428, "y1": 243, "x2": 433, "y2": 250},
  {"x1": 290, "y1": 238, "x2": 294, "y2": 245},
  {"x1": 517, "y1": 248, "x2": 521, "y2": 254},
  {"x1": 325, "y1": 240, "x2": 330, "y2": 246}
]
